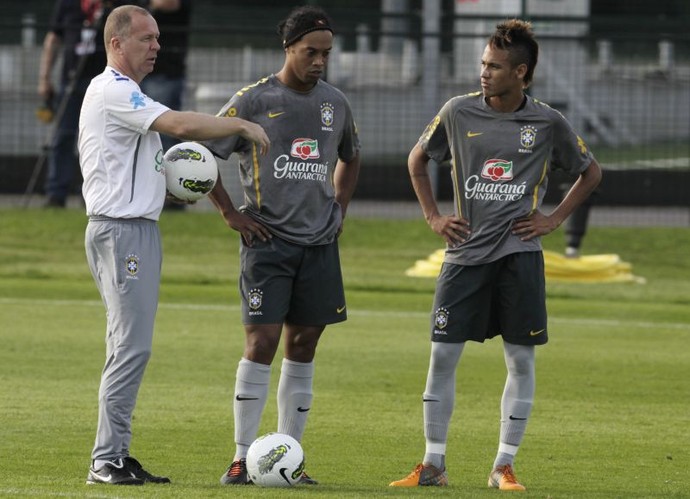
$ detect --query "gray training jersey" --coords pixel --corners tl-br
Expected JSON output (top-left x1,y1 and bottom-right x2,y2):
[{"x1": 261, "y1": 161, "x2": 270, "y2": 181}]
[
  {"x1": 420, "y1": 91, "x2": 595, "y2": 266},
  {"x1": 203, "y1": 75, "x2": 360, "y2": 245}
]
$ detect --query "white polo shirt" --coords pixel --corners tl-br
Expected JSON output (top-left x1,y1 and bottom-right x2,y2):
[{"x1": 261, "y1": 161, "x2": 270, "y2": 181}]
[{"x1": 78, "y1": 66, "x2": 170, "y2": 220}]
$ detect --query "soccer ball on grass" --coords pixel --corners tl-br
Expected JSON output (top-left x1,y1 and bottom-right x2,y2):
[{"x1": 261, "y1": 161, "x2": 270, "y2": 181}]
[
  {"x1": 245, "y1": 432, "x2": 305, "y2": 487},
  {"x1": 162, "y1": 142, "x2": 218, "y2": 202}
]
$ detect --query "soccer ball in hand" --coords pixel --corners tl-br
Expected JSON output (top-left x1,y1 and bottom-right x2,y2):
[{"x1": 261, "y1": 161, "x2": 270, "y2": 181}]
[
  {"x1": 162, "y1": 142, "x2": 218, "y2": 202},
  {"x1": 245, "y1": 433, "x2": 305, "y2": 487}
]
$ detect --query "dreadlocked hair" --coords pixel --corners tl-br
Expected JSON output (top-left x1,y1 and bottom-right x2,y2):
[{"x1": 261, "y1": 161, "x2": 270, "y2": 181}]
[{"x1": 278, "y1": 5, "x2": 334, "y2": 48}]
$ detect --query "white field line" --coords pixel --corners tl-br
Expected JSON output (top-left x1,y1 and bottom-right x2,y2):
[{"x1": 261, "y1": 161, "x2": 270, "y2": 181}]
[
  {"x1": 1, "y1": 297, "x2": 689, "y2": 332},
  {"x1": 0, "y1": 489, "x2": 118, "y2": 498}
]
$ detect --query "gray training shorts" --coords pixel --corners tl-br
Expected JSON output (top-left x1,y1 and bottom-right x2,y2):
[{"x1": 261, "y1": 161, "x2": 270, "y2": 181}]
[
  {"x1": 239, "y1": 236, "x2": 347, "y2": 326},
  {"x1": 430, "y1": 251, "x2": 548, "y2": 345}
]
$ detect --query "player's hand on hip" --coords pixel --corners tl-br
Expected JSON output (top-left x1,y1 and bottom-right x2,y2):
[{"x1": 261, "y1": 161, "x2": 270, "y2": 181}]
[
  {"x1": 429, "y1": 214, "x2": 470, "y2": 247},
  {"x1": 226, "y1": 210, "x2": 272, "y2": 247},
  {"x1": 512, "y1": 210, "x2": 557, "y2": 240}
]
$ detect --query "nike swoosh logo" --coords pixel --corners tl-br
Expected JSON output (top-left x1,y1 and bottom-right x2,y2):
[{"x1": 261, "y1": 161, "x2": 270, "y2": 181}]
[
  {"x1": 98, "y1": 473, "x2": 113, "y2": 482},
  {"x1": 466, "y1": 131, "x2": 483, "y2": 138},
  {"x1": 268, "y1": 111, "x2": 285, "y2": 118},
  {"x1": 235, "y1": 395, "x2": 259, "y2": 401},
  {"x1": 278, "y1": 467, "x2": 291, "y2": 485},
  {"x1": 297, "y1": 406, "x2": 310, "y2": 412},
  {"x1": 509, "y1": 415, "x2": 527, "y2": 420},
  {"x1": 336, "y1": 306, "x2": 346, "y2": 314},
  {"x1": 529, "y1": 329, "x2": 545, "y2": 336}
]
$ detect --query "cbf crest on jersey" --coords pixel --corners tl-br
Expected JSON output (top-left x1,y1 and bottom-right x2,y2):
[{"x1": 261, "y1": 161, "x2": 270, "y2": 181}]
[
  {"x1": 125, "y1": 254, "x2": 139, "y2": 280},
  {"x1": 519, "y1": 125, "x2": 537, "y2": 153},
  {"x1": 320, "y1": 102, "x2": 334, "y2": 131},
  {"x1": 248, "y1": 288, "x2": 263, "y2": 316}
]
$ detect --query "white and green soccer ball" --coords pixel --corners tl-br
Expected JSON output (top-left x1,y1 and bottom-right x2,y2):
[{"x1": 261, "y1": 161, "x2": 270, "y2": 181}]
[
  {"x1": 246, "y1": 432, "x2": 305, "y2": 487},
  {"x1": 163, "y1": 142, "x2": 218, "y2": 202}
]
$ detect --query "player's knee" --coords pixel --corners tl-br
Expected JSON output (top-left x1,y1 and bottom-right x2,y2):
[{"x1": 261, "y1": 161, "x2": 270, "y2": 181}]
[
  {"x1": 284, "y1": 336, "x2": 319, "y2": 362},
  {"x1": 244, "y1": 336, "x2": 280, "y2": 364}
]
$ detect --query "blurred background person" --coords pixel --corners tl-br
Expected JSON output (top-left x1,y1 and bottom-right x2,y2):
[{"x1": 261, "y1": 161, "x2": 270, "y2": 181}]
[
  {"x1": 37, "y1": 0, "x2": 135, "y2": 208},
  {"x1": 561, "y1": 181, "x2": 597, "y2": 258}
]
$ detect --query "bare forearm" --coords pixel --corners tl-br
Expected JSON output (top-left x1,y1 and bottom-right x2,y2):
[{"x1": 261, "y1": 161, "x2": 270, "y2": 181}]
[
  {"x1": 151, "y1": 110, "x2": 269, "y2": 154},
  {"x1": 408, "y1": 145, "x2": 440, "y2": 222},
  {"x1": 208, "y1": 176, "x2": 238, "y2": 218},
  {"x1": 39, "y1": 33, "x2": 59, "y2": 80},
  {"x1": 38, "y1": 33, "x2": 60, "y2": 97},
  {"x1": 549, "y1": 160, "x2": 602, "y2": 226},
  {"x1": 153, "y1": 111, "x2": 248, "y2": 140},
  {"x1": 334, "y1": 154, "x2": 360, "y2": 215}
]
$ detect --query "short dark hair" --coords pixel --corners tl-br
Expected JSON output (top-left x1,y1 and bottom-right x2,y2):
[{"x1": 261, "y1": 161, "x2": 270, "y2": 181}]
[
  {"x1": 489, "y1": 19, "x2": 539, "y2": 87},
  {"x1": 277, "y1": 5, "x2": 334, "y2": 48}
]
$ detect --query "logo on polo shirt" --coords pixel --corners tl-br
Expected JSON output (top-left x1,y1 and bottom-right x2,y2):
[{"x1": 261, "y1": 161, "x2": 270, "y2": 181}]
[
  {"x1": 273, "y1": 139, "x2": 327, "y2": 182},
  {"x1": 481, "y1": 159, "x2": 513, "y2": 181},
  {"x1": 321, "y1": 102, "x2": 334, "y2": 131},
  {"x1": 130, "y1": 91, "x2": 146, "y2": 109},
  {"x1": 290, "y1": 139, "x2": 320, "y2": 160},
  {"x1": 519, "y1": 125, "x2": 537, "y2": 153},
  {"x1": 466, "y1": 160, "x2": 526, "y2": 202}
]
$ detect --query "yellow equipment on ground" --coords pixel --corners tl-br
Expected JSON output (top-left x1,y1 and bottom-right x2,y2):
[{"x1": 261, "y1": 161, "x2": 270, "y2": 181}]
[{"x1": 405, "y1": 249, "x2": 645, "y2": 284}]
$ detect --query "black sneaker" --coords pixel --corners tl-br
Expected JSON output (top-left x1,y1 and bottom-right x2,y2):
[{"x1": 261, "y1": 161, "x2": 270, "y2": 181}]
[
  {"x1": 86, "y1": 459, "x2": 144, "y2": 485},
  {"x1": 220, "y1": 458, "x2": 253, "y2": 485},
  {"x1": 123, "y1": 456, "x2": 171, "y2": 484},
  {"x1": 298, "y1": 471, "x2": 319, "y2": 485}
]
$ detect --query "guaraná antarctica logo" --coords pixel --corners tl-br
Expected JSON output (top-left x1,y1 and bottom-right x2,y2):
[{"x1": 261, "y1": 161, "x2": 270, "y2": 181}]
[
  {"x1": 481, "y1": 159, "x2": 514, "y2": 181},
  {"x1": 290, "y1": 138, "x2": 320, "y2": 160}
]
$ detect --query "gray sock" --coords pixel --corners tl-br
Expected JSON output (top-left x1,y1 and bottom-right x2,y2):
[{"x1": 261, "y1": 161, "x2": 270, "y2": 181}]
[
  {"x1": 423, "y1": 342, "x2": 464, "y2": 470},
  {"x1": 493, "y1": 342, "x2": 535, "y2": 469}
]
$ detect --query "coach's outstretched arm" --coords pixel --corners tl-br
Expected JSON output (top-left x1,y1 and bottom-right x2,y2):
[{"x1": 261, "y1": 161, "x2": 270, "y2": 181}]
[{"x1": 151, "y1": 111, "x2": 270, "y2": 155}]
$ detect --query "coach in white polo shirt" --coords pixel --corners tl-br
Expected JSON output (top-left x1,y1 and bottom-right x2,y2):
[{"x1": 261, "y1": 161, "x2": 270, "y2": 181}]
[{"x1": 78, "y1": 4, "x2": 269, "y2": 486}]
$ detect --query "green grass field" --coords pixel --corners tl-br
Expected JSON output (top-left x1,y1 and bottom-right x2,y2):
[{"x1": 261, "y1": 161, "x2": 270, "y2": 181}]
[{"x1": 1, "y1": 208, "x2": 688, "y2": 498}]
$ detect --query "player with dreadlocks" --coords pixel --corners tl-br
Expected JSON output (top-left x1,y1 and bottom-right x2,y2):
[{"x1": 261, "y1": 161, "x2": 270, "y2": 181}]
[{"x1": 203, "y1": 5, "x2": 361, "y2": 486}]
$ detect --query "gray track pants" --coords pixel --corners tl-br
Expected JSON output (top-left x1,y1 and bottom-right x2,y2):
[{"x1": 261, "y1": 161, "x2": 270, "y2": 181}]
[{"x1": 85, "y1": 217, "x2": 161, "y2": 461}]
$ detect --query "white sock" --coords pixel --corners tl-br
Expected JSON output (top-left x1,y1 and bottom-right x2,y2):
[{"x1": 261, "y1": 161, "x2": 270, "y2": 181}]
[
  {"x1": 233, "y1": 358, "x2": 271, "y2": 459},
  {"x1": 277, "y1": 358, "x2": 314, "y2": 442}
]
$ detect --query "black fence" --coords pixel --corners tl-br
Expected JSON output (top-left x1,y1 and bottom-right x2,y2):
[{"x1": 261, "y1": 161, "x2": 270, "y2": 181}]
[{"x1": 1, "y1": 3, "x2": 688, "y2": 213}]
